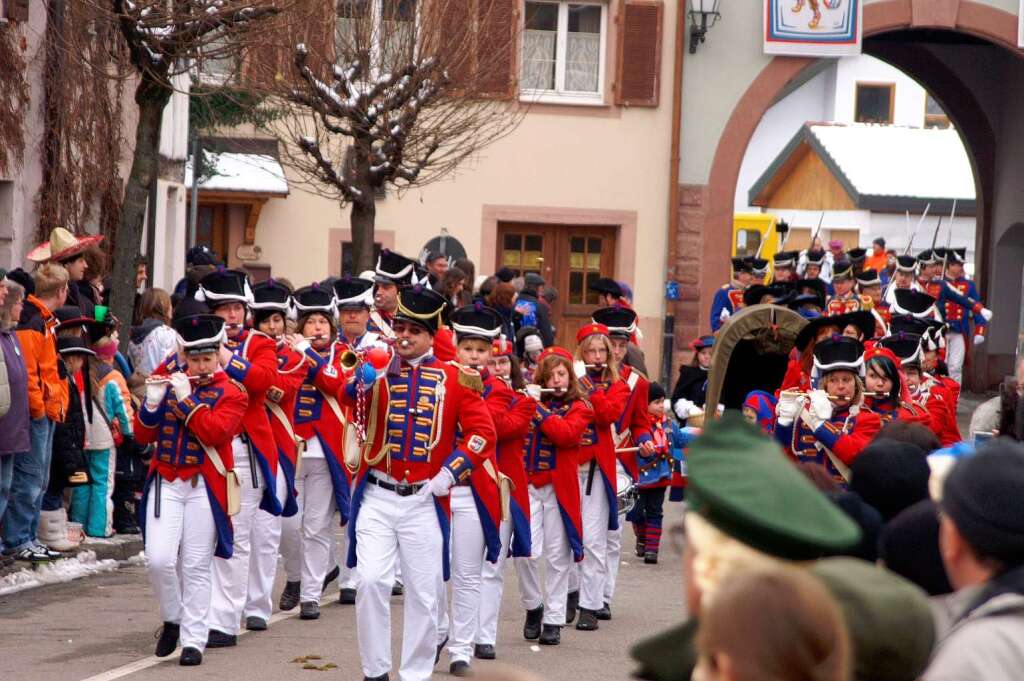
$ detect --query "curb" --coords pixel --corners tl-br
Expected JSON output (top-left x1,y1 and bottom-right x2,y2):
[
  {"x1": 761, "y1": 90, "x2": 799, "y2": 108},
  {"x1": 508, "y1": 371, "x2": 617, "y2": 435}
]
[{"x1": 1, "y1": 535, "x2": 144, "y2": 580}]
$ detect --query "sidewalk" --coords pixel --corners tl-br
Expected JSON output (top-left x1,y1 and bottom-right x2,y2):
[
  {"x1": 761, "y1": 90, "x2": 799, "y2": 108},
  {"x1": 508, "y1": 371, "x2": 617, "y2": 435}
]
[{"x1": 0, "y1": 533, "x2": 144, "y2": 596}]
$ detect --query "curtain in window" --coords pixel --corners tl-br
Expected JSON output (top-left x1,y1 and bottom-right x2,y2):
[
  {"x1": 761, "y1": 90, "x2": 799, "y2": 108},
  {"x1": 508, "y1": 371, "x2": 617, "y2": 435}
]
[
  {"x1": 522, "y1": 29, "x2": 557, "y2": 90},
  {"x1": 565, "y1": 6, "x2": 600, "y2": 92}
]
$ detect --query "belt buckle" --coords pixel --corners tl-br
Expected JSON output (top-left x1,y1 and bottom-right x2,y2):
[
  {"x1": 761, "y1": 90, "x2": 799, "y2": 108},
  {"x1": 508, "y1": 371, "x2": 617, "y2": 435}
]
[{"x1": 395, "y1": 482, "x2": 415, "y2": 497}]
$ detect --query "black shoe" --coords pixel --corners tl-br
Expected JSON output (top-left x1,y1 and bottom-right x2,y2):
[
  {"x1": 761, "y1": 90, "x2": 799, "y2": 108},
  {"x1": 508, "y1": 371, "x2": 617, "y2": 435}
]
[
  {"x1": 435, "y1": 635, "x2": 448, "y2": 665},
  {"x1": 279, "y1": 581, "x2": 300, "y2": 611},
  {"x1": 473, "y1": 643, "x2": 495, "y2": 660},
  {"x1": 33, "y1": 543, "x2": 62, "y2": 560},
  {"x1": 14, "y1": 545, "x2": 52, "y2": 563},
  {"x1": 565, "y1": 590, "x2": 579, "y2": 624},
  {"x1": 644, "y1": 551, "x2": 659, "y2": 565},
  {"x1": 362, "y1": 675, "x2": 389, "y2": 681},
  {"x1": 321, "y1": 565, "x2": 340, "y2": 593},
  {"x1": 391, "y1": 581, "x2": 404, "y2": 596},
  {"x1": 245, "y1": 616, "x2": 267, "y2": 631},
  {"x1": 575, "y1": 608, "x2": 599, "y2": 631},
  {"x1": 154, "y1": 622, "x2": 179, "y2": 657},
  {"x1": 450, "y1": 660, "x2": 473, "y2": 677},
  {"x1": 300, "y1": 601, "x2": 320, "y2": 620},
  {"x1": 636, "y1": 541, "x2": 646, "y2": 558},
  {"x1": 339, "y1": 587, "x2": 356, "y2": 605},
  {"x1": 114, "y1": 522, "x2": 141, "y2": 535},
  {"x1": 179, "y1": 647, "x2": 203, "y2": 666},
  {"x1": 596, "y1": 602, "x2": 611, "y2": 621},
  {"x1": 206, "y1": 629, "x2": 237, "y2": 648},
  {"x1": 523, "y1": 606, "x2": 543, "y2": 640},
  {"x1": 539, "y1": 624, "x2": 561, "y2": 645}
]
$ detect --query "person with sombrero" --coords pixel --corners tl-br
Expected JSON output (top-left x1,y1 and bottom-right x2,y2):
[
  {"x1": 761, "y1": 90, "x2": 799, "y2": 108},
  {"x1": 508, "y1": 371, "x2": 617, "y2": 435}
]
[{"x1": 27, "y1": 228, "x2": 104, "y2": 317}]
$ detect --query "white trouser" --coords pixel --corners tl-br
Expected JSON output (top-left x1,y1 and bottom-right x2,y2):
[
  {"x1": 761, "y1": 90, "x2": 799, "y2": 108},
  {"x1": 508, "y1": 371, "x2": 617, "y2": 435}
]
[
  {"x1": 328, "y1": 525, "x2": 357, "y2": 589},
  {"x1": 604, "y1": 461, "x2": 627, "y2": 603},
  {"x1": 947, "y1": 332, "x2": 966, "y2": 384},
  {"x1": 579, "y1": 465, "x2": 610, "y2": 611},
  {"x1": 209, "y1": 441, "x2": 266, "y2": 635},
  {"x1": 355, "y1": 480, "x2": 443, "y2": 681},
  {"x1": 280, "y1": 482, "x2": 303, "y2": 583},
  {"x1": 145, "y1": 476, "x2": 217, "y2": 651},
  {"x1": 244, "y1": 472, "x2": 287, "y2": 621},
  {"x1": 516, "y1": 484, "x2": 571, "y2": 627},
  {"x1": 443, "y1": 487, "x2": 486, "y2": 663},
  {"x1": 298, "y1": 457, "x2": 337, "y2": 604},
  {"x1": 476, "y1": 519, "x2": 512, "y2": 645}
]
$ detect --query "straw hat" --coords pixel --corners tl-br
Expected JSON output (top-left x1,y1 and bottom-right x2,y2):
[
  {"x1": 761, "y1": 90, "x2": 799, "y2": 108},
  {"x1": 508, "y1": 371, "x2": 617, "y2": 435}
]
[{"x1": 26, "y1": 228, "x2": 104, "y2": 263}]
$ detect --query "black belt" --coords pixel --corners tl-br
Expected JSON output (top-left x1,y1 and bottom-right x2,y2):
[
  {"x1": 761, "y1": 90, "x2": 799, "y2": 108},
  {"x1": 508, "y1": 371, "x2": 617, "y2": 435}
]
[{"x1": 367, "y1": 474, "x2": 426, "y2": 497}]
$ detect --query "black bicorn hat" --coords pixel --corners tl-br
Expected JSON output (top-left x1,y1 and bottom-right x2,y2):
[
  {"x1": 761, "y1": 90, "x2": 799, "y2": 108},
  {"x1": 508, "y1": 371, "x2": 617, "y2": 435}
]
[
  {"x1": 592, "y1": 306, "x2": 639, "y2": 338},
  {"x1": 747, "y1": 257, "x2": 770, "y2": 277},
  {"x1": 743, "y1": 283, "x2": 794, "y2": 308},
  {"x1": 57, "y1": 335, "x2": 96, "y2": 357},
  {"x1": 450, "y1": 302, "x2": 503, "y2": 342},
  {"x1": 895, "y1": 254, "x2": 918, "y2": 272},
  {"x1": 856, "y1": 269, "x2": 882, "y2": 288},
  {"x1": 251, "y1": 279, "x2": 293, "y2": 312},
  {"x1": 395, "y1": 284, "x2": 447, "y2": 334},
  {"x1": 812, "y1": 335, "x2": 865, "y2": 378},
  {"x1": 731, "y1": 256, "x2": 750, "y2": 274},
  {"x1": 333, "y1": 276, "x2": 374, "y2": 309},
  {"x1": 795, "y1": 310, "x2": 874, "y2": 351},
  {"x1": 588, "y1": 277, "x2": 623, "y2": 298},
  {"x1": 186, "y1": 245, "x2": 222, "y2": 267},
  {"x1": 947, "y1": 247, "x2": 967, "y2": 264},
  {"x1": 889, "y1": 314, "x2": 931, "y2": 337},
  {"x1": 773, "y1": 250, "x2": 799, "y2": 268},
  {"x1": 374, "y1": 249, "x2": 417, "y2": 285},
  {"x1": 791, "y1": 279, "x2": 827, "y2": 308},
  {"x1": 293, "y1": 281, "x2": 336, "y2": 316},
  {"x1": 847, "y1": 247, "x2": 867, "y2": 264},
  {"x1": 195, "y1": 267, "x2": 252, "y2": 307},
  {"x1": 805, "y1": 249, "x2": 827, "y2": 267},
  {"x1": 917, "y1": 249, "x2": 939, "y2": 266},
  {"x1": 832, "y1": 260, "x2": 854, "y2": 281},
  {"x1": 877, "y1": 332, "x2": 924, "y2": 366},
  {"x1": 891, "y1": 289, "x2": 937, "y2": 318},
  {"x1": 172, "y1": 314, "x2": 226, "y2": 355}
]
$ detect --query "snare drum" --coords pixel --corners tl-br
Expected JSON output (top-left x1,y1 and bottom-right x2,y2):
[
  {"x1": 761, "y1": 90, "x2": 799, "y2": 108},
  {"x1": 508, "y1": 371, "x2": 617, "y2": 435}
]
[{"x1": 616, "y1": 471, "x2": 638, "y2": 516}]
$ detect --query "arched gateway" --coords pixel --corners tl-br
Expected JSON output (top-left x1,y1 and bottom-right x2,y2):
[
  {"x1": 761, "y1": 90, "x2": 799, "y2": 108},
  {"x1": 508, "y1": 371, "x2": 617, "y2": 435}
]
[{"x1": 677, "y1": 0, "x2": 1024, "y2": 388}]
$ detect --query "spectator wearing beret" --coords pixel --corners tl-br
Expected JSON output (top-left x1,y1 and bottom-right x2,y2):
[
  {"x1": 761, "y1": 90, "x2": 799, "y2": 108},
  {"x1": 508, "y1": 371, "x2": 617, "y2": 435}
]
[{"x1": 926, "y1": 439, "x2": 1024, "y2": 681}]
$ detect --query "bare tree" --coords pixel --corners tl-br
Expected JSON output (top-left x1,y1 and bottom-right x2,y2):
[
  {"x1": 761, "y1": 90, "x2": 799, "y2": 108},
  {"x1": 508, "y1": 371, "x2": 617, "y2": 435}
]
[
  {"x1": 260, "y1": 0, "x2": 523, "y2": 272},
  {"x1": 82, "y1": 0, "x2": 294, "y2": 343}
]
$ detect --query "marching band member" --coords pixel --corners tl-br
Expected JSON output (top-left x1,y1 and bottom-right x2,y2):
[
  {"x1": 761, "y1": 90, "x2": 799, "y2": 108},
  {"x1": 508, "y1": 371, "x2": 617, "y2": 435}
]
[
  {"x1": 340, "y1": 285, "x2": 495, "y2": 681},
  {"x1": 592, "y1": 306, "x2": 653, "y2": 620},
  {"x1": 280, "y1": 283, "x2": 352, "y2": 621},
  {"x1": 847, "y1": 247, "x2": 867, "y2": 276},
  {"x1": 474, "y1": 335, "x2": 536, "y2": 661},
  {"x1": 781, "y1": 312, "x2": 875, "y2": 393},
  {"x1": 916, "y1": 250, "x2": 990, "y2": 335},
  {"x1": 709, "y1": 257, "x2": 749, "y2": 332},
  {"x1": 368, "y1": 249, "x2": 416, "y2": 339},
  {"x1": 438, "y1": 304, "x2": 507, "y2": 676},
  {"x1": 570, "y1": 321, "x2": 628, "y2": 633},
  {"x1": 887, "y1": 325, "x2": 962, "y2": 446},
  {"x1": 485, "y1": 336, "x2": 526, "y2": 391},
  {"x1": 516, "y1": 347, "x2": 593, "y2": 647},
  {"x1": 862, "y1": 343, "x2": 930, "y2": 426},
  {"x1": 942, "y1": 247, "x2": 990, "y2": 384},
  {"x1": 799, "y1": 247, "x2": 827, "y2": 282},
  {"x1": 196, "y1": 269, "x2": 284, "y2": 648},
  {"x1": 671, "y1": 335, "x2": 711, "y2": 424},
  {"x1": 774, "y1": 336, "x2": 881, "y2": 487},
  {"x1": 245, "y1": 280, "x2": 302, "y2": 631},
  {"x1": 857, "y1": 269, "x2": 889, "y2": 338},
  {"x1": 771, "y1": 250, "x2": 799, "y2": 284},
  {"x1": 826, "y1": 261, "x2": 869, "y2": 315},
  {"x1": 334, "y1": 276, "x2": 383, "y2": 350},
  {"x1": 883, "y1": 254, "x2": 922, "y2": 305},
  {"x1": 137, "y1": 314, "x2": 246, "y2": 666},
  {"x1": 746, "y1": 256, "x2": 770, "y2": 286}
]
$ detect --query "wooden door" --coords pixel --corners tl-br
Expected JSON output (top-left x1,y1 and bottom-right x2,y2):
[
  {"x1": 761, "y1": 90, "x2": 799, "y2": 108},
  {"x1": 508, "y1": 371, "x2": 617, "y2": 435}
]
[
  {"x1": 496, "y1": 223, "x2": 616, "y2": 348},
  {"x1": 195, "y1": 203, "x2": 229, "y2": 262}
]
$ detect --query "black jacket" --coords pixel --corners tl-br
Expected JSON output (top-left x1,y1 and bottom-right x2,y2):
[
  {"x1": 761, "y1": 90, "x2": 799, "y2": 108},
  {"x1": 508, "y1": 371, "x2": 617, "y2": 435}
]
[
  {"x1": 671, "y1": 365, "x2": 708, "y2": 410},
  {"x1": 48, "y1": 362, "x2": 89, "y2": 496}
]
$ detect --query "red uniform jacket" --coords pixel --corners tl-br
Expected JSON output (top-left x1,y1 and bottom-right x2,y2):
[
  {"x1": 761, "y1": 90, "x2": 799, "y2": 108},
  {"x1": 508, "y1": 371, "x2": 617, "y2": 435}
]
[
  {"x1": 774, "y1": 404, "x2": 881, "y2": 486},
  {"x1": 293, "y1": 341, "x2": 355, "y2": 523},
  {"x1": 918, "y1": 377, "x2": 962, "y2": 446},
  {"x1": 864, "y1": 396, "x2": 931, "y2": 428},
  {"x1": 826, "y1": 294, "x2": 869, "y2": 315},
  {"x1": 616, "y1": 365, "x2": 654, "y2": 481},
  {"x1": 523, "y1": 398, "x2": 594, "y2": 562},
  {"x1": 223, "y1": 330, "x2": 284, "y2": 515},
  {"x1": 578, "y1": 372, "x2": 628, "y2": 531},
  {"x1": 779, "y1": 356, "x2": 813, "y2": 394},
  {"x1": 340, "y1": 355, "x2": 497, "y2": 580},
  {"x1": 135, "y1": 370, "x2": 247, "y2": 559},
  {"x1": 266, "y1": 346, "x2": 306, "y2": 518},
  {"x1": 482, "y1": 372, "x2": 537, "y2": 558}
]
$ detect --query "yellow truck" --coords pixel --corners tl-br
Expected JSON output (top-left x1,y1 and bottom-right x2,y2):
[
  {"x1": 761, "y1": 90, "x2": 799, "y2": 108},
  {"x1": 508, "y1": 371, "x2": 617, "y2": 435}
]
[{"x1": 732, "y1": 213, "x2": 785, "y2": 262}]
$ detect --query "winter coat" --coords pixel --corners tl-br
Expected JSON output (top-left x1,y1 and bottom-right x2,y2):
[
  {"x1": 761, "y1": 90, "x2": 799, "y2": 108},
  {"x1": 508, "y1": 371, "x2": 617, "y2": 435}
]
[
  {"x1": 16, "y1": 295, "x2": 67, "y2": 422},
  {"x1": 513, "y1": 291, "x2": 554, "y2": 347},
  {"x1": 926, "y1": 565, "x2": 1024, "y2": 681},
  {"x1": 128, "y1": 319, "x2": 178, "y2": 378},
  {"x1": 0, "y1": 328, "x2": 30, "y2": 454},
  {"x1": 86, "y1": 365, "x2": 134, "y2": 451},
  {"x1": 48, "y1": 363, "x2": 89, "y2": 496}
]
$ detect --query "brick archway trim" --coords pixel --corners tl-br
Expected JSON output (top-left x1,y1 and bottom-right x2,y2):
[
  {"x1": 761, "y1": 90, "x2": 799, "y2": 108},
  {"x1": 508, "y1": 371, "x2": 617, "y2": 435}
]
[{"x1": 696, "y1": 0, "x2": 1023, "y2": 335}]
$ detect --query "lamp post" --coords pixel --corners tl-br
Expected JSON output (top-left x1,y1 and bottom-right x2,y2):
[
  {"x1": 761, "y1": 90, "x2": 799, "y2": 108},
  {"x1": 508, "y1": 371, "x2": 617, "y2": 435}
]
[{"x1": 688, "y1": 0, "x2": 721, "y2": 54}]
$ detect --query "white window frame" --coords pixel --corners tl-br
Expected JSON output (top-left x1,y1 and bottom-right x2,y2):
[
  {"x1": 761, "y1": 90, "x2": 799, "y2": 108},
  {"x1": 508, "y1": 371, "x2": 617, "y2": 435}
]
[
  {"x1": 520, "y1": 0, "x2": 608, "y2": 106},
  {"x1": 335, "y1": 0, "x2": 420, "y2": 79}
]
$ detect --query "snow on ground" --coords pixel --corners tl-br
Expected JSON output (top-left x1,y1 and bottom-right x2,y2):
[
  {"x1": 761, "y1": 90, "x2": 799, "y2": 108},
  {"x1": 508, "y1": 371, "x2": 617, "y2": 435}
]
[{"x1": 0, "y1": 550, "x2": 145, "y2": 597}]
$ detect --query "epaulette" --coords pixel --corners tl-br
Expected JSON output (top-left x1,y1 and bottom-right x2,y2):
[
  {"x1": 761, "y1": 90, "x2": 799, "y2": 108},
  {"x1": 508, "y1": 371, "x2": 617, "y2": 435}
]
[
  {"x1": 859, "y1": 295, "x2": 874, "y2": 310},
  {"x1": 624, "y1": 364, "x2": 648, "y2": 382},
  {"x1": 230, "y1": 379, "x2": 247, "y2": 394},
  {"x1": 454, "y1": 362, "x2": 484, "y2": 393},
  {"x1": 720, "y1": 283, "x2": 730, "y2": 290}
]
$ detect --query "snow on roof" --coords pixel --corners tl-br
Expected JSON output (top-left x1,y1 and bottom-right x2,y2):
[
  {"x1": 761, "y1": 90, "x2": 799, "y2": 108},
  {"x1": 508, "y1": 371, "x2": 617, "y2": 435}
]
[
  {"x1": 185, "y1": 151, "x2": 289, "y2": 196},
  {"x1": 808, "y1": 123, "x2": 974, "y2": 200}
]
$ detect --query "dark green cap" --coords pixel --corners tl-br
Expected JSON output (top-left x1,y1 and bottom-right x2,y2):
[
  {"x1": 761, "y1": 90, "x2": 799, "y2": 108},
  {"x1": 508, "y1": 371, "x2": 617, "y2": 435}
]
[
  {"x1": 813, "y1": 558, "x2": 935, "y2": 681},
  {"x1": 687, "y1": 412, "x2": 862, "y2": 560}
]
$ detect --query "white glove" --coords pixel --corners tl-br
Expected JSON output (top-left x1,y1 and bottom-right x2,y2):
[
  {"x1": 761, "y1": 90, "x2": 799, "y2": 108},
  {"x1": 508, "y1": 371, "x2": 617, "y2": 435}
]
[
  {"x1": 974, "y1": 334, "x2": 986, "y2": 346},
  {"x1": 145, "y1": 381, "x2": 168, "y2": 410},
  {"x1": 720, "y1": 308, "x2": 731, "y2": 321},
  {"x1": 573, "y1": 360, "x2": 587, "y2": 379},
  {"x1": 169, "y1": 372, "x2": 192, "y2": 402},
  {"x1": 418, "y1": 468, "x2": 455, "y2": 497},
  {"x1": 674, "y1": 398, "x2": 696, "y2": 420},
  {"x1": 980, "y1": 307, "x2": 993, "y2": 322},
  {"x1": 808, "y1": 389, "x2": 833, "y2": 429},
  {"x1": 292, "y1": 338, "x2": 311, "y2": 354},
  {"x1": 525, "y1": 384, "x2": 543, "y2": 402},
  {"x1": 775, "y1": 393, "x2": 804, "y2": 426}
]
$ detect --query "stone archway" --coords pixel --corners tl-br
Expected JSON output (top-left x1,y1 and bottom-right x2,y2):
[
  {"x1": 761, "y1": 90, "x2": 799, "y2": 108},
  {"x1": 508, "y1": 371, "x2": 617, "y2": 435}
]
[{"x1": 692, "y1": 0, "x2": 1024, "y2": 386}]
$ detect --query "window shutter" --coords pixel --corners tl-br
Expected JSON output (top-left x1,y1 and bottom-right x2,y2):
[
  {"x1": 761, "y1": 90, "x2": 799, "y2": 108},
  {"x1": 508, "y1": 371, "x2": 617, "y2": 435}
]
[
  {"x1": 4, "y1": 0, "x2": 30, "y2": 22},
  {"x1": 615, "y1": 0, "x2": 662, "y2": 107},
  {"x1": 474, "y1": 0, "x2": 516, "y2": 99},
  {"x1": 436, "y1": 0, "x2": 472, "y2": 90}
]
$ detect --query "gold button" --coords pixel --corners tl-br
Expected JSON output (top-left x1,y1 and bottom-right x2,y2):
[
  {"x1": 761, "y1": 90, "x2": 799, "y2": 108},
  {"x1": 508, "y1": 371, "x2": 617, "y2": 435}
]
[{"x1": 405, "y1": 469, "x2": 411, "y2": 477}]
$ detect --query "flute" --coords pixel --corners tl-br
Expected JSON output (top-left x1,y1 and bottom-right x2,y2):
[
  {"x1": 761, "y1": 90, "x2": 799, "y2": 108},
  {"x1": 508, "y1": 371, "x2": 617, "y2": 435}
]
[
  {"x1": 780, "y1": 390, "x2": 883, "y2": 401},
  {"x1": 583, "y1": 363, "x2": 606, "y2": 369},
  {"x1": 145, "y1": 374, "x2": 212, "y2": 385}
]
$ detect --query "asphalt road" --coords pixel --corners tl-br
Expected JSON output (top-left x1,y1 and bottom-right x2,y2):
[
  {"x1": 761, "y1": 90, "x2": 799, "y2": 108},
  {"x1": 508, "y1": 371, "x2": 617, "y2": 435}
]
[{"x1": 0, "y1": 502, "x2": 686, "y2": 681}]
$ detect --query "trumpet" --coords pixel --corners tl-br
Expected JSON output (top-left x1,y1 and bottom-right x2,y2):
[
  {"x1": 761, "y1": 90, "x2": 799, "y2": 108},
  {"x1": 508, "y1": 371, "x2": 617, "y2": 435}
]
[
  {"x1": 145, "y1": 373, "x2": 212, "y2": 385},
  {"x1": 340, "y1": 349, "x2": 359, "y2": 370}
]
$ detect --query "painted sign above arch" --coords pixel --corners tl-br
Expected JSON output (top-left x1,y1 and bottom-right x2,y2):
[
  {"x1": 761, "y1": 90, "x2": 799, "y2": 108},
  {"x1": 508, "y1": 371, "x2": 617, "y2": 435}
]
[{"x1": 764, "y1": 0, "x2": 862, "y2": 56}]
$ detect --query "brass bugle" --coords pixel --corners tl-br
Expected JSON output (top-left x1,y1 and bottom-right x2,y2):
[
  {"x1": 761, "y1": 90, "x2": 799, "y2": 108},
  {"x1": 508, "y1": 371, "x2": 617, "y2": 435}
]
[
  {"x1": 339, "y1": 349, "x2": 359, "y2": 370},
  {"x1": 146, "y1": 374, "x2": 211, "y2": 385}
]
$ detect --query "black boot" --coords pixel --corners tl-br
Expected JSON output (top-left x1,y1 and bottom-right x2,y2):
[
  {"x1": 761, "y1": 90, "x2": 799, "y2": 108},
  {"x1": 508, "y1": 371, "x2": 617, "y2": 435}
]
[
  {"x1": 154, "y1": 622, "x2": 179, "y2": 657},
  {"x1": 179, "y1": 647, "x2": 203, "y2": 666},
  {"x1": 596, "y1": 602, "x2": 612, "y2": 621},
  {"x1": 450, "y1": 660, "x2": 473, "y2": 677},
  {"x1": 245, "y1": 616, "x2": 267, "y2": 631},
  {"x1": 473, "y1": 643, "x2": 495, "y2": 660},
  {"x1": 575, "y1": 608, "x2": 599, "y2": 631},
  {"x1": 539, "y1": 624, "x2": 561, "y2": 645},
  {"x1": 362, "y1": 675, "x2": 389, "y2": 681},
  {"x1": 644, "y1": 550, "x2": 659, "y2": 565},
  {"x1": 523, "y1": 606, "x2": 544, "y2": 640},
  {"x1": 279, "y1": 581, "x2": 300, "y2": 611},
  {"x1": 300, "y1": 601, "x2": 320, "y2": 620},
  {"x1": 565, "y1": 590, "x2": 579, "y2": 624},
  {"x1": 206, "y1": 629, "x2": 237, "y2": 648},
  {"x1": 339, "y1": 587, "x2": 357, "y2": 605}
]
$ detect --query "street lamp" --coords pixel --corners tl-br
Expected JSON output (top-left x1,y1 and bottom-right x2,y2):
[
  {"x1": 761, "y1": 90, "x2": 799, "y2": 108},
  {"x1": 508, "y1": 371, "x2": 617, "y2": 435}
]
[{"x1": 688, "y1": 0, "x2": 721, "y2": 54}]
